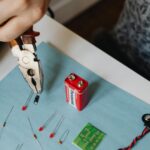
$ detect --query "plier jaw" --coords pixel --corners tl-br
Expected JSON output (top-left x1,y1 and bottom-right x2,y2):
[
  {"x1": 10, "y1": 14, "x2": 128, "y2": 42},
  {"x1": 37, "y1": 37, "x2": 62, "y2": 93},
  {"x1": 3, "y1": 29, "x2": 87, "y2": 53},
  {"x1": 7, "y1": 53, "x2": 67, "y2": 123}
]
[{"x1": 9, "y1": 29, "x2": 43, "y2": 94}]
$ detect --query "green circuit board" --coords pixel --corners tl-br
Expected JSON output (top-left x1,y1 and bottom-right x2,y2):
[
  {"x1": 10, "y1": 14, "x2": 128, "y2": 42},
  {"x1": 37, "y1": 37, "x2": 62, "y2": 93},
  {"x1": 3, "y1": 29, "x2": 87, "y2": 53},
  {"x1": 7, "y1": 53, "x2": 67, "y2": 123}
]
[{"x1": 73, "y1": 123, "x2": 105, "y2": 150}]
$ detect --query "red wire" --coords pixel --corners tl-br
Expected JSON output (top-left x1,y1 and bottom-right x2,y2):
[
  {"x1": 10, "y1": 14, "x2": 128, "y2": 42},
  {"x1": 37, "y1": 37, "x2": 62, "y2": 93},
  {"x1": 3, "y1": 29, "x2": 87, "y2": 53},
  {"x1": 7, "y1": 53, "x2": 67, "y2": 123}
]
[{"x1": 119, "y1": 127, "x2": 150, "y2": 150}]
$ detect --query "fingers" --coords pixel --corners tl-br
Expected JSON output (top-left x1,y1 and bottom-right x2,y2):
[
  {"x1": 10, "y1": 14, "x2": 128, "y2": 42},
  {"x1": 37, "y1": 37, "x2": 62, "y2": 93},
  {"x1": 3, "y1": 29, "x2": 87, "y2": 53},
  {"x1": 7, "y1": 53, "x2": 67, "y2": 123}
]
[
  {"x1": 0, "y1": 1, "x2": 16, "y2": 25},
  {"x1": 0, "y1": 14, "x2": 33, "y2": 41},
  {"x1": 0, "y1": 0, "x2": 30, "y2": 23},
  {"x1": 0, "y1": 7, "x2": 44, "y2": 42},
  {"x1": 0, "y1": 0, "x2": 50, "y2": 42}
]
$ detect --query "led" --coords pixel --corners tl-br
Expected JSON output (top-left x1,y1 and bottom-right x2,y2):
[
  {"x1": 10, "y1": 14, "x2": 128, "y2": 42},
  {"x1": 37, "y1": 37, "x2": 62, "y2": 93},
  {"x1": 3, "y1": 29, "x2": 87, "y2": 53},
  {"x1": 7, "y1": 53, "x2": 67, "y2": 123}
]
[
  {"x1": 49, "y1": 116, "x2": 64, "y2": 139},
  {"x1": 50, "y1": 132, "x2": 55, "y2": 138},
  {"x1": 38, "y1": 126, "x2": 44, "y2": 132},
  {"x1": 58, "y1": 129, "x2": 70, "y2": 145},
  {"x1": 21, "y1": 91, "x2": 33, "y2": 111},
  {"x1": 38, "y1": 112, "x2": 57, "y2": 132},
  {"x1": 22, "y1": 106, "x2": 27, "y2": 111}
]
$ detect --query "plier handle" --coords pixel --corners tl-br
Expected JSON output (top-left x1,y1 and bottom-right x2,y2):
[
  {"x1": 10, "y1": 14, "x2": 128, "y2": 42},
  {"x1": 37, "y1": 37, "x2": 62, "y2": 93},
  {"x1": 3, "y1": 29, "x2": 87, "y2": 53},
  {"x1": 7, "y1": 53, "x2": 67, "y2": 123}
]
[{"x1": 9, "y1": 27, "x2": 43, "y2": 94}]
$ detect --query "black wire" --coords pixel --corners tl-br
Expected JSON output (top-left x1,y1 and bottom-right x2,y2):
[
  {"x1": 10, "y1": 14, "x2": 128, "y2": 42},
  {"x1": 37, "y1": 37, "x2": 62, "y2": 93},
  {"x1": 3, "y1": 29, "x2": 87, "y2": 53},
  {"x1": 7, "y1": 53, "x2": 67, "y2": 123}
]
[{"x1": 47, "y1": 7, "x2": 55, "y2": 18}]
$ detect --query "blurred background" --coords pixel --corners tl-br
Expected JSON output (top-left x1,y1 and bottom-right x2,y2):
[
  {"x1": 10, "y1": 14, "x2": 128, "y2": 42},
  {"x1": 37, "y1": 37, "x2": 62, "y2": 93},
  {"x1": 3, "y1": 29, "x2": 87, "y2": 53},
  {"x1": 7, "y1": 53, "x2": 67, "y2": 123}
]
[
  {"x1": 49, "y1": 0, "x2": 125, "y2": 55},
  {"x1": 50, "y1": 0, "x2": 125, "y2": 41},
  {"x1": 49, "y1": 0, "x2": 136, "y2": 75},
  {"x1": 49, "y1": 0, "x2": 150, "y2": 81}
]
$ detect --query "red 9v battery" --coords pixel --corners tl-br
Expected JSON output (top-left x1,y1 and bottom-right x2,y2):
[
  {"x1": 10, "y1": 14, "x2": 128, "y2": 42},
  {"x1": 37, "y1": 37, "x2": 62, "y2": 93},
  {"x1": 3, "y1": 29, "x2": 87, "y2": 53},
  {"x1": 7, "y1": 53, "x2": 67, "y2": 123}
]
[{"x1": 64, "y1": 73, "x2": 89, "y2": 111}]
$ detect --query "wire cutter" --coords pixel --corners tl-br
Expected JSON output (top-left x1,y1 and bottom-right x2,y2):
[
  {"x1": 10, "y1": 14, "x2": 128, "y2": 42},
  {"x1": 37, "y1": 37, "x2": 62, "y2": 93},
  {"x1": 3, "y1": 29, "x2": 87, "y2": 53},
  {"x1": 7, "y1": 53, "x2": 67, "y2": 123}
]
[{"x1": 9, "y1": 28, "x2": 43, "y2": 94}]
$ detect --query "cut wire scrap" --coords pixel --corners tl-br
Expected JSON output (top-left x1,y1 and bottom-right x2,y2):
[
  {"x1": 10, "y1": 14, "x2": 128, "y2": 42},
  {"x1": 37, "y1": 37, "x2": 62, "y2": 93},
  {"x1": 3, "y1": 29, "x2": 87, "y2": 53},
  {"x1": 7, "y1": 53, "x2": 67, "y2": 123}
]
[
  {"x1": 39, "y1": 111, "x2": 57, "y2": 132},
  {"x1": 28, "y1": 117, "x2": 44, "y2": 150},
  {"x1": 58, "y1": 129, "x2": 70, "y2": 144},
  {"x1": 22, "y1": 91, "x2": 34, "y2": 111},
  {"x1": 49, "y1": 116, "x2": 64, "y2": 138}
]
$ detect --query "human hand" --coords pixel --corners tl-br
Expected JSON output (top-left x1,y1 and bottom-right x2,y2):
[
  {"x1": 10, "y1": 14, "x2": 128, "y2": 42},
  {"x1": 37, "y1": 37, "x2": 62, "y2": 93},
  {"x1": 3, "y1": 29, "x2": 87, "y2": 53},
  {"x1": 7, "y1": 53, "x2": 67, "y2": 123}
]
[{"x1": 0, "y1": 0, "x2": 51, "y2": 42}]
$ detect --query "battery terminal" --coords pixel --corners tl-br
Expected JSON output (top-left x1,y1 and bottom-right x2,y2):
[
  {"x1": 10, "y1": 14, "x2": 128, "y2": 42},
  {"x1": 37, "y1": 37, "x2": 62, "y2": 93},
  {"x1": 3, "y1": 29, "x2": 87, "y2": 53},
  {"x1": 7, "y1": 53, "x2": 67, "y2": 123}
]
[
  {"x1": 68, "y1": 74, "x2": 76, "y2": 81},
  {"x1": 78, "y1": 80, "x2": 84, "y2": 88}
]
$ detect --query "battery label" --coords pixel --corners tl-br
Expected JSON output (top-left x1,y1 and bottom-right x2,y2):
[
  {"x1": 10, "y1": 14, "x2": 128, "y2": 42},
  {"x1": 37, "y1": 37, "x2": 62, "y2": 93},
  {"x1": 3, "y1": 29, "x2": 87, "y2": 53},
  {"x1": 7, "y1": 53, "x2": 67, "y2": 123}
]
[
  {"x1": 65, "y1": 73, "x2": 89, "y2": 111},
  {"x1": 68, "y1": 88, "x2": 76, "y2": 108}
]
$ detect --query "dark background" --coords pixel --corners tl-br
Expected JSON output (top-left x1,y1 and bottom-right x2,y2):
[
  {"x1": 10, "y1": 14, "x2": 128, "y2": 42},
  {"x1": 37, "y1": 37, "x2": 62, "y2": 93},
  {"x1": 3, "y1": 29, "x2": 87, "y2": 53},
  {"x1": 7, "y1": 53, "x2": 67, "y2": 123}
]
[{"x1": 65, "y1": 0, "x2": 125, "y2": 42}]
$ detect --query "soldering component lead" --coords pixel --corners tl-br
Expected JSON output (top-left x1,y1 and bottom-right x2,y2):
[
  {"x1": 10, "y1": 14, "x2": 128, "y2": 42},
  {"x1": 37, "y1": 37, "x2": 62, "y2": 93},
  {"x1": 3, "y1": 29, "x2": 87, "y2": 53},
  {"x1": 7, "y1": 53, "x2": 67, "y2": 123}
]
[
  {"x1": 58, "y1": 129, "x2": 70, "y2": 144},
  {"x1": 38, "y1": 111, "x2": 57, "y2": 132},
  {"x1": 22, "y1": 91, "x2": 34, "y2": 111},
  {"x1": 49, "y1": 116, "x2": 64, "y2": 139}
]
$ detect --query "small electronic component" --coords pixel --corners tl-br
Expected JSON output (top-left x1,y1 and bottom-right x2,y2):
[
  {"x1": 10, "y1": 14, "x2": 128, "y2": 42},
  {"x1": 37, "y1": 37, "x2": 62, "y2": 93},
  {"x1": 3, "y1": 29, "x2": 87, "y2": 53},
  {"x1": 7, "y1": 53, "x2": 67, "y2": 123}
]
[
  {"x1": 28, "y1": 117, "x2": 44, "y2": 150},
  {"x1": 73, "y1": 123, "x2": 105, "y2": 150},
  {"x1": 22, "y1": 91, "x2": 41, "y2": 111},
  {"x1": 119, "y1": 114, "x2": 150, "y2": 150},
  {"x1": 22, "y1": 91, "x2": 34, "y2": 111},
  {"x1": 65, "y1": 73, "x2": 89, "y2": 111},
  {"x1": 34, "y1": 95, "x2": 40, "y2": 105},
  {"x1": 49, "y1": 116, "x2": 64, "y2": 139},
  {"x1": 38, "y1": 111, "x2": 57, "y2": 132},
  {"x1": 58, "y1": 129, "x2": 70, "y2": 144},
  {"x1": 0, "y1": 106, "x2": 14, "y2": 139}
]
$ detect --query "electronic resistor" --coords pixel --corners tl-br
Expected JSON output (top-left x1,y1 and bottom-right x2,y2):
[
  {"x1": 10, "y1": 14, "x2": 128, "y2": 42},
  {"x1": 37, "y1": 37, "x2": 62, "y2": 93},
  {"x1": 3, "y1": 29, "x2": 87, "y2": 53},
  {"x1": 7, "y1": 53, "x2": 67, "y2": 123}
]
[{"x1": 28, "y1": 117, "x2": 44, "y2": 150}]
